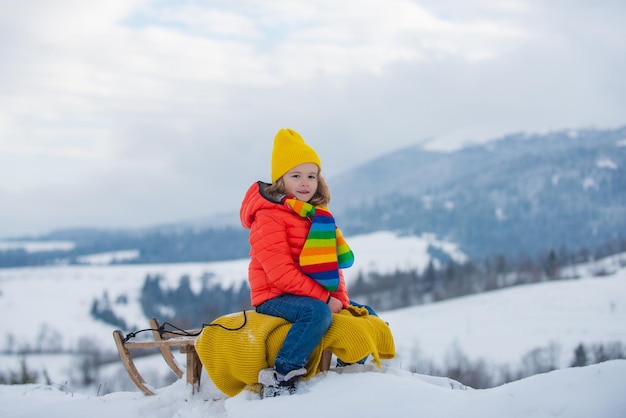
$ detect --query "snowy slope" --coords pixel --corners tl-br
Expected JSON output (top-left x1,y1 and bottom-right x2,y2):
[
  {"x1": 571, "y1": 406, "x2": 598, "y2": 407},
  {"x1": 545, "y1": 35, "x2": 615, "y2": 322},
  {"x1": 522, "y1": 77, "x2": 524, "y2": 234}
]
[
  {"x1": 1, "y1": 360, "x2": 625, "y2": 418},
  {"x1": 384, "y1": 269, "x2": 626, "y2": 370},
  {"x1": 2, "y1": 233, "x2": 623, "y2": 372},
  {"x1": 0, "y1": 232, "x2": 625, "y2": 417}
]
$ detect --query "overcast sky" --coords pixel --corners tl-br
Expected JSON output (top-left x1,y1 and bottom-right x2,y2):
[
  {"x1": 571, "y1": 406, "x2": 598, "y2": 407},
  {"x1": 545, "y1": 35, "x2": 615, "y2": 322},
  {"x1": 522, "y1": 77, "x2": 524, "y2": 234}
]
[{"x1": 1, "y1": 0, "x2": 625, "y2": 238}]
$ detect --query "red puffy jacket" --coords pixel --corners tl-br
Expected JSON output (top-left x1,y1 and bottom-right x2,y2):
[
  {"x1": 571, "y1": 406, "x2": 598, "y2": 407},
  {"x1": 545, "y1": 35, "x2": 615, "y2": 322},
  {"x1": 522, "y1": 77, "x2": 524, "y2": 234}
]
[{"x1": 240, "y1": 181, "x2": 351, "y2": 308}]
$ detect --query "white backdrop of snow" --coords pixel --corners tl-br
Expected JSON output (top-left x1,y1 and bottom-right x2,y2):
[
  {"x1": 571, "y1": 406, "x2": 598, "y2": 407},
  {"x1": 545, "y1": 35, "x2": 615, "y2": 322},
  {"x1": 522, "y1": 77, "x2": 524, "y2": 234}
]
[
  {"x1": 1, "y1": 231, "x2": 625, "y2": 417},
  {"x1": 1, "y1": 361, "x2": 625, "y2": 418}
]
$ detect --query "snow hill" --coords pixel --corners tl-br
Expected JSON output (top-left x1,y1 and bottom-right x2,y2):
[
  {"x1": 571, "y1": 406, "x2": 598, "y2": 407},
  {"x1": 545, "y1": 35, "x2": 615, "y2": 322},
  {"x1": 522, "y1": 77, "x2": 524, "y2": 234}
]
[
  {"x1": 1, "y1": 232, "x2": 625, "y2": 417},
  {"x1": 1, "y1": 359, "x2": 625, "y2": 417}
]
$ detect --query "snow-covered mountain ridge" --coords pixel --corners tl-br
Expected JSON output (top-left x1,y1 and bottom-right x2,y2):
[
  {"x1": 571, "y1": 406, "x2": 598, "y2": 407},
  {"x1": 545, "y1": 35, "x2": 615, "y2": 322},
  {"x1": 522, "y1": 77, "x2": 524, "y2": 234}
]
[
  {"x1": 331, "y1": 126, "x2": 626, "y2": 257},
  {"x1": 3, "y1": 126, "x2": 624, "y2": 267}
]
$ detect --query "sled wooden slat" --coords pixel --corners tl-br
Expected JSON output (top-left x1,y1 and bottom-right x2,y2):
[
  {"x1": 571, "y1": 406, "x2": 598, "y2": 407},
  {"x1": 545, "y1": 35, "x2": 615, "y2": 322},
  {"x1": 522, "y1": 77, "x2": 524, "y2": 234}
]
[
  {"x1": 114, "y1": 337, "x2": 196, "y2": 349},
  {"x1": 112, "y1": 329, "x2": 158, "y2": 396},
  {"x1": 149, "y1": 317, "x2": 200, "y2": 380},
  {"x1": 320, "y1": 349, "x2": 332, "y2": 372},
  {"x1": 181, "y1": 343, "x2": 203, "y2": 387}
]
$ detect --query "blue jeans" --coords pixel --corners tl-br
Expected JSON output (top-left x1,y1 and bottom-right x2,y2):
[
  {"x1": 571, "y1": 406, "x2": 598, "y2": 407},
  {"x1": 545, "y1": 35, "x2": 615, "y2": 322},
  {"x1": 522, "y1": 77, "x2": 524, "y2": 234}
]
[{"x1": 256, "y1": 294, "x2": 333, "y2": 375}]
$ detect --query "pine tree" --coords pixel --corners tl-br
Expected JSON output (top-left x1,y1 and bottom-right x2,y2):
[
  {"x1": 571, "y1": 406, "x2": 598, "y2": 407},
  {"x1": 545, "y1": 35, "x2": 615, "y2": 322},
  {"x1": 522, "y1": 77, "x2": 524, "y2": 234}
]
[{"x1": 571, "y1": 343, "x2": 588, "y2": 367}]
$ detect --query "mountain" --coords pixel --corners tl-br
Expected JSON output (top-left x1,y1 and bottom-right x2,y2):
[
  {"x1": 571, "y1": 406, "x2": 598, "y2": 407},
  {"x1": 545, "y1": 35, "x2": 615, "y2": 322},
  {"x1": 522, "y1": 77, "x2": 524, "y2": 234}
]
[
  {"x1": 330, "y1": 126, "x2": 626, "y2": 257},
  {"x1": 2, "y1": 125, "x2": 624, "y2": 267}
]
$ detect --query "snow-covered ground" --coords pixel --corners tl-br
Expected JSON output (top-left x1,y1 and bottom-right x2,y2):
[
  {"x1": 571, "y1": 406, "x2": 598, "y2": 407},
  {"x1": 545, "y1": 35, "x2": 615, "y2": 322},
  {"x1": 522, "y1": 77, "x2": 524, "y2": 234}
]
[
  {"x1": 1, "y1": 232, "x2": 625, "y2": 417},
  {"x1": 384, "y1": 271, "x2": 626, "y2": 370},
  {"x1": 1, "y1": 360, "x2": 625, "y2": 418}
]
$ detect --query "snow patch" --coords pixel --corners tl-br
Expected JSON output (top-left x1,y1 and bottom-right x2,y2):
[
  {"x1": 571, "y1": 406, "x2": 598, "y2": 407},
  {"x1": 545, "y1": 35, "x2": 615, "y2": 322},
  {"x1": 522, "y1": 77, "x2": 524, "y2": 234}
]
[
  {"x1": 343, "y1": 231, "x2": 466, "y2": 281},
  {"x1": 77, "y1": 250, "x2": 140, "y2": 265},
  {"x1": 551, "y1": 174, "x2": 559, "y2": 186},
  {"x1": 422, "y1": 195, "x2": 434, "y2": 210},
  {"x1": 0, "y1": 241, "x2": 75, "y2": 253},
  {"x1": 582, "y1": 177, "x2": 596, "y2": 190},
  {"x1": 596, "y1": 158, "x2": 618, "y2": 170}
]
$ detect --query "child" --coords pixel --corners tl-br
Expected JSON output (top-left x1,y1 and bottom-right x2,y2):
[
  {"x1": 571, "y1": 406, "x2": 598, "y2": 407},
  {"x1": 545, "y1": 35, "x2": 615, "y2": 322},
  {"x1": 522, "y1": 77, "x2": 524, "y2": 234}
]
[{"x1": 240, "y1": 128, "x2": 368, "y2": 397}]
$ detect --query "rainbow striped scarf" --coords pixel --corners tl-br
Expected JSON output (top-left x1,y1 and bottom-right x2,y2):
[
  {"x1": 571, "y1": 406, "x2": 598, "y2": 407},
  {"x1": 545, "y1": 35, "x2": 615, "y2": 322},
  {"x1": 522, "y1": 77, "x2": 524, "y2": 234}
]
[{"x1": 282, "y1": 197, "x2": 354, "y2": 291}]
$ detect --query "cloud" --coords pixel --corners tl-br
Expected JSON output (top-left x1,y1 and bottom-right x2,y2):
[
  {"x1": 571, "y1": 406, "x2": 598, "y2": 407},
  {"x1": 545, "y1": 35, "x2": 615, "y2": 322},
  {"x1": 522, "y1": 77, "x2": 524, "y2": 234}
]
[{"x1": 0, "y1": 0, "x2": 624, "y2": 237}]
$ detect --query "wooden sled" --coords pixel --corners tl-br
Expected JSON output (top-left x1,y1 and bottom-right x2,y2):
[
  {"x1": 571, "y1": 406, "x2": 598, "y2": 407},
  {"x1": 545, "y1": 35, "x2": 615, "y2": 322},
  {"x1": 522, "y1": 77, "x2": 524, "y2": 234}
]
[
  {"x1": 113, "y1": 318, "x2": 202, "y2": 395},
  {"x1": 113, "y1": 317, "x2": 332, "y2": 395}
]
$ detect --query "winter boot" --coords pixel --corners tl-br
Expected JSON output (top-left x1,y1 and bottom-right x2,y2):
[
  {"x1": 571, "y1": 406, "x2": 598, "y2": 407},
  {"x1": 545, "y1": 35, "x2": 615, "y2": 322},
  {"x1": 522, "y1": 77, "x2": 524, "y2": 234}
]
[
  {"x1": 258, "y1": 367, "x2": 306, "y2": 398},
  {"x1": 336, "y1": 356, "x2": 368, "y2": 367}
]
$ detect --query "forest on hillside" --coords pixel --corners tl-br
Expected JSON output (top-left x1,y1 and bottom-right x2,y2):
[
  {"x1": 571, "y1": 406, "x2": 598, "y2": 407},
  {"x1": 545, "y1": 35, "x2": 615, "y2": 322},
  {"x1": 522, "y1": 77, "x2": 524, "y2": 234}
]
[{"x1": 90, "y1": 237, "x2": 626, "y2": 329}]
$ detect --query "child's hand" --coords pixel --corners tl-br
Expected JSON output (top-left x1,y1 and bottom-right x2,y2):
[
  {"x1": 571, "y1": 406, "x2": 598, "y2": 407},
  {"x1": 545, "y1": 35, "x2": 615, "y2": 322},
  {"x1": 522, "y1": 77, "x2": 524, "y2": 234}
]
[{"x1": 327, "y1": 296, "x2": 342, "y2": 313}]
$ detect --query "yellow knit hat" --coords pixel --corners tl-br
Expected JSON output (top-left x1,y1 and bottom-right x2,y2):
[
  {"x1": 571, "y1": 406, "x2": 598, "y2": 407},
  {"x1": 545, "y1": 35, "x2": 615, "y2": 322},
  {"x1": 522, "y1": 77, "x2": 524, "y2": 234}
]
[{"x1": 271, "y1": 128, "x2": 322, "y2": 182}]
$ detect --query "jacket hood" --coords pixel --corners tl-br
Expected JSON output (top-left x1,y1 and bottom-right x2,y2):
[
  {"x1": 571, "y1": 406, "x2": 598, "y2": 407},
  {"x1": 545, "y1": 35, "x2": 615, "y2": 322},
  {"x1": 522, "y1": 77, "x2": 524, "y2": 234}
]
[{"x1": 240, "y1": 181, "x2": 286, "y2": 229}]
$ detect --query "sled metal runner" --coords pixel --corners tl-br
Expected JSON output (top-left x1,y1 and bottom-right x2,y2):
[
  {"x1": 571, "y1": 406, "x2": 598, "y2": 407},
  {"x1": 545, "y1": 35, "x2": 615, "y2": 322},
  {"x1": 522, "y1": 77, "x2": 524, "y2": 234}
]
[{"x1": 113, "y1": 317, "x2": 333, "y2": 395}]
